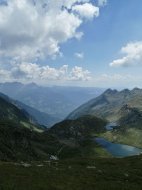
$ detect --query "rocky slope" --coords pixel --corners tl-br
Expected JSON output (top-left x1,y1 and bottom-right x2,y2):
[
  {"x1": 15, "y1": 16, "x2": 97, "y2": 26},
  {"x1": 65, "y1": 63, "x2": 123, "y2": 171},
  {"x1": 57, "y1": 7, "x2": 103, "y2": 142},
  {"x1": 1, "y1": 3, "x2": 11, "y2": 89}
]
[{"x1": 67, "y1": 88, "x2": 142, "y2": 122}]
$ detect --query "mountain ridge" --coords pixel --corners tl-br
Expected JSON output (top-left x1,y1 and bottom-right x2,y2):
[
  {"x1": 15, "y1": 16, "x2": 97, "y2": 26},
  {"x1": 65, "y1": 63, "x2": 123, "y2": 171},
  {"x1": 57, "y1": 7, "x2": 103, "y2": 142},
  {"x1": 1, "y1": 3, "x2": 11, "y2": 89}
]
[{"x1": 67, "y1": 87, "x2": 142, "y2": 122}]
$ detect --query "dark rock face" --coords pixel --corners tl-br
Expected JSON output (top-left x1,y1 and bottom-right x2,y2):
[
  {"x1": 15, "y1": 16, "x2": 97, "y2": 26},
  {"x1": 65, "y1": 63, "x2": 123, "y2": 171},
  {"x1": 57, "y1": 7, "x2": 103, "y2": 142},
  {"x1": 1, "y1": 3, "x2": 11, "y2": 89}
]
[{"x1": 118, "y1": 104, "x2": 142, "y2": 127}]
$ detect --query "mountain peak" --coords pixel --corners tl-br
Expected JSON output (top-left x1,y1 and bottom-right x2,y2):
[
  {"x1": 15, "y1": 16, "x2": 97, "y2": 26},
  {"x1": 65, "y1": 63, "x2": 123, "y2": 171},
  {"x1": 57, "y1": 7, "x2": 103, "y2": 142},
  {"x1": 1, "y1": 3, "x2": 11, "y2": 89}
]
[
  {"x1": 121, "y1": 89, "x2": 130, "y2": 94},
  {"x1": 132, "y1": 87, "x2": 141, "y2": 92},
  {"x1": 104, "y1": 88, "x2": 118, "y2": 95}
]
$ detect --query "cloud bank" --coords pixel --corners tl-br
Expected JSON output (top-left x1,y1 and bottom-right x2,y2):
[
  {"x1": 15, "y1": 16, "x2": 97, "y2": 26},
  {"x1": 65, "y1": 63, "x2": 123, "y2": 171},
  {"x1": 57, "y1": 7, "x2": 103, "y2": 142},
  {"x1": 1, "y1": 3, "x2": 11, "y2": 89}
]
[{"x1": 0, "y1": 62, "x2": 91, "y2": 83}]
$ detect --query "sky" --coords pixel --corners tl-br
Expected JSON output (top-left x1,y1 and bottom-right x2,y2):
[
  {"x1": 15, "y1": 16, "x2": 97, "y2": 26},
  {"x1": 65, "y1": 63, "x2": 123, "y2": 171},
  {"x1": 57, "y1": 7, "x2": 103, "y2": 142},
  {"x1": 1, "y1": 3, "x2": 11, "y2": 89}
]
[{"x1": 0, "y1": 0, "x2": 142, "y2": 88}]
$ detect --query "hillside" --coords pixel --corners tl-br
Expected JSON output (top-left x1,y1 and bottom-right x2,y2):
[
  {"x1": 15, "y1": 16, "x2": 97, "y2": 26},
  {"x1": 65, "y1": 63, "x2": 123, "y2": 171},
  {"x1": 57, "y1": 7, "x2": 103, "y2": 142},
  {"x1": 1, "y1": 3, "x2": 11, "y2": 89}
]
[
  {"x1": 0, "y1": 96, "x2": 63, "y2": 161},
  {"x1": 118, "y1": 104, "x2": 142, "y2": 127},
  {"x1": 67, "y1": 88, "x2": 142, "y2": 122},
  {"x1": 0, "y1": 94, "x2": 47, "y2": 132},
  {"x1": 101, "y1": 104, "x2": 142, "y2": 149},
  {"x1": 12, "y1": 100, "x2": 59, "y2": 128},
  {"x1": 0, "y1": 120, "x2": 62, "y2": 161},
  {"x1": 0, "y1": 92, "x2": 59, "y2": 127},
  {"x1": 50, "y1": 115, "x2": 107, "y2": 139},
  {"x1": 48, "y1": 115, "x2": 109, "y2": 159},
  {"x1": 0, "y1": 95, "x2": 32, "y2": 123}
]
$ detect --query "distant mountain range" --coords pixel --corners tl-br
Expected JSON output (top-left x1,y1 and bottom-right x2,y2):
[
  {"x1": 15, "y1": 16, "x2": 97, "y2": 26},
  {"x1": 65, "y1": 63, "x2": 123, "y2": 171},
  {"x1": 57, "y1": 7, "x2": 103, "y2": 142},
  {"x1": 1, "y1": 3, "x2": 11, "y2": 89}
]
[
  {"x1": 67, "y1": 88, "x2": 142, "y2": 123},
  {"x1": 0, "y1": 82, "x2": 105, "y2": 120}
]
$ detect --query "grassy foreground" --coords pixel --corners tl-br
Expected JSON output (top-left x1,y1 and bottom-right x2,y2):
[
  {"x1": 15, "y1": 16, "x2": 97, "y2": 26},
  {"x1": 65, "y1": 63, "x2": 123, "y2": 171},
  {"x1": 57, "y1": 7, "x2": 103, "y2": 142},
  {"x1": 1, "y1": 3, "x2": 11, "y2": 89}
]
[{"x1": 0, "y1": 156, "x2": 142, "y2": 190}]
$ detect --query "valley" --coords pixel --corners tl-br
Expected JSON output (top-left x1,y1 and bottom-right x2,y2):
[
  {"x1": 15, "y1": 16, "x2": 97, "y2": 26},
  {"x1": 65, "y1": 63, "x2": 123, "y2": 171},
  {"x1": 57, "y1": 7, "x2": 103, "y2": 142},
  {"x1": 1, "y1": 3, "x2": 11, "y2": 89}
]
[
  {"x1": 0, "y1": 86, "x2": 142, "y2": 189},
  {"x1": 0, "y1": 1, "x2": 142, "y2": 189},
  {"x1": 0, "y1": 82, "x2": 104, "y2": 122}
]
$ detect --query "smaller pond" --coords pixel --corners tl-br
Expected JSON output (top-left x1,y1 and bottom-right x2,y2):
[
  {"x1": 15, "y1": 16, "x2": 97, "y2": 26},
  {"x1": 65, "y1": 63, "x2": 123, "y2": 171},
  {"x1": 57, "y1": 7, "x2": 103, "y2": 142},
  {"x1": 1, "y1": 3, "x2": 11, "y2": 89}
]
[
  {"x1": 105, "y1": 122, "x2": 120, "y2": 131},
  {"x1": 95, "y1": 137, "x2": 142, "y2": 158}
]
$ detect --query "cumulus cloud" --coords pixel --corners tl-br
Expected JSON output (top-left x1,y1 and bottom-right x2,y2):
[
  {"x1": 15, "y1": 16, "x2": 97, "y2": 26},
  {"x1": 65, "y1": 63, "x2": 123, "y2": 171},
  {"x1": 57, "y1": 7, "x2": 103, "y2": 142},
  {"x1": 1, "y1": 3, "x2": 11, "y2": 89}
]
[
  {"x1": 11, "y1": 62, "x2": 68, "y2": 80},
  {"x1": 69, "y1": 66, "x2": 91, "y2": 81},
  {"x1": 74, "y1": 52, "x2": 84, "y2": 59},
  {"x1": 0, "y1": 62, "x2": 91, "y2": 82},
  {"x1": 110, "y1": 41, "x2": 142, "y2": 67},
  {"x1": 0, "y1": 0, "x2": 100, "y2": 61},
  {"x1": 72, "y1": 3, "x2": 99, "y2": 19},
  {"x1": 98, "y1": 0, "x2": 107, "y2": 7}
]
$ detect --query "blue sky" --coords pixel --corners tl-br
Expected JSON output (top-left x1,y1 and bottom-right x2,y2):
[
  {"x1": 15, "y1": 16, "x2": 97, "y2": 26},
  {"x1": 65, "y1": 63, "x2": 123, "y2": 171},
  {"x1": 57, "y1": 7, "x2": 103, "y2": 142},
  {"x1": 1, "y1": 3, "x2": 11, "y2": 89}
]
[{"x1": 0, "y1": 0, "x2": 142, "y2": 88}]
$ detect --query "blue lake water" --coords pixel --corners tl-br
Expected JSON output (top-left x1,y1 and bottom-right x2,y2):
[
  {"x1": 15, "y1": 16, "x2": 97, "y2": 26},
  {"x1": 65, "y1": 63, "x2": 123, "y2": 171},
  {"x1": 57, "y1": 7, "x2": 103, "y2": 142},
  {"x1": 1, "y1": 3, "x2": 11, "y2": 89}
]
[
  {"x1": 95, "y1": 137, "x2": 142, "y2": 157},
  {"x1": 105, "y1": 122, "x2": 120, "y2": 131}
]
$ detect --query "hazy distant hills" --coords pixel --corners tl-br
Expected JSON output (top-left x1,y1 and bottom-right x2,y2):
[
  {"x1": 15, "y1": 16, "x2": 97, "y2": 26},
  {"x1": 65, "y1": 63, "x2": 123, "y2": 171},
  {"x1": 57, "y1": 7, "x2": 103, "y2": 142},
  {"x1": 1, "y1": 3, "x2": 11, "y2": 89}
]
[
  {"x1": 67, "y1": 88, "x2": 142, "y2": 122},
  {"x1": 0, "y1": 82, "x2": 104, "y2": 120},
  {"x1": 0, "y1": 92, "x2": 58, "y2": 127}
]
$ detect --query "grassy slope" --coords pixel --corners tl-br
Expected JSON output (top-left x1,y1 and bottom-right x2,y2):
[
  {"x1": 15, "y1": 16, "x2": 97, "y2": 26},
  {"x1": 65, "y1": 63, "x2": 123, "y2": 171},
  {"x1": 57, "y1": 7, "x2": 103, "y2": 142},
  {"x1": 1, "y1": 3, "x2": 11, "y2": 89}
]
[
  {"x1": 0, "y1": 156, "x2": 142, "y2": 190},
  {"x1": 101, "y1": 127, "x2": 142, "y2": 148},
  {"x1": 0, "y1": 120, "x2": 62, "y2": 161},
  {"x1": 0, "y1": 117, "x2": 111, "y2": 161},
  {"x1": 49, "y1": 115, "x2": 111, "y2": 159},
  {"x1": 50, "y1": 115, "x2": 107, "y2": 138}
]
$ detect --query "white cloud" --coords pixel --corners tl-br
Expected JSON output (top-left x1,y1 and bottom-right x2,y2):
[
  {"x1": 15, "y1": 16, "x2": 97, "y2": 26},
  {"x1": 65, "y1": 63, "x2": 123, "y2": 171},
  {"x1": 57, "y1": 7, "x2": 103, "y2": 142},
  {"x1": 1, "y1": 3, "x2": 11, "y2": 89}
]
[
  {"x1": 69, "y1": 66, "x2": 91, "y2": 81},
  {"x1": 0, "y1": 62, "x2": 91, "y2": 83},
  {"x1": 74, "y1": 52, "x2": 84, "y2": 59},
  {"x1": 98, "y1": 0, "x2": 107, "y2": 7},
  {"x1": 110, "y1": 41, "x2": 142, "y2": 67},
  {"x1": 0, "y1": 0, "x2": 100, "y2": 61},
  {"x1": 72, "y1": 3, "x2": 99, "y2": 19}
]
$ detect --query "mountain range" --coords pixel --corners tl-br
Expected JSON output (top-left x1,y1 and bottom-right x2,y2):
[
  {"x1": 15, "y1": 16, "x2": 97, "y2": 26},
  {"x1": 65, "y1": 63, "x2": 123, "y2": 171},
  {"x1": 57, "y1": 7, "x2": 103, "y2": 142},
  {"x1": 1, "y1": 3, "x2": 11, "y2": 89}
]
[
  {"x1": 0, "y1": 82, "x2": 104, "y2": 120},
  {"x1": 67, "y1": 88, "x2": 142, "y2": 123},
  {"x1": 1, "y1": 86, "x2": 142, "y2": 162}
]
